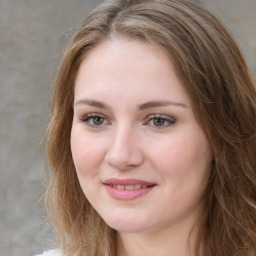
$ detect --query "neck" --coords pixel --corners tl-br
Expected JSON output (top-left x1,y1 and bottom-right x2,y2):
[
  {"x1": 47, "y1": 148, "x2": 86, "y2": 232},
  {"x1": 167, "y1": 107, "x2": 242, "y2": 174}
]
[{"x1": 117, "y1": 213, "x2": 202, "y2": 256}]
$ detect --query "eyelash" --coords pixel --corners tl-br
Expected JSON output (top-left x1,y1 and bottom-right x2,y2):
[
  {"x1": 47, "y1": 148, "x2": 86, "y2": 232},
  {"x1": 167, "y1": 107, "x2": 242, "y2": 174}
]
[
  {"x1": 145, "y1": 114, "x2": 176, "y2": 128},
  {"x1": 80, "y1": 113, "x2": 175, "y2": 129},
  {"x1": 80, "y1": 113, "x2": 109, "y2": 128}
]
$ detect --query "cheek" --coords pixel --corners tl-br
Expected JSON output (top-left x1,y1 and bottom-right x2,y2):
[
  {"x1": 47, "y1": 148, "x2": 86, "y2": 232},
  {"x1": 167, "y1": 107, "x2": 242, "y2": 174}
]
[
  {"x1": 70, "y1": 128, "x2": 106, "y2": 200},
  {"x1": 70, "y1": 128, "x2": 105, "y2": 175},
  {"x1": 149, "y1": 130, "x2": 212, "y2": 182}
]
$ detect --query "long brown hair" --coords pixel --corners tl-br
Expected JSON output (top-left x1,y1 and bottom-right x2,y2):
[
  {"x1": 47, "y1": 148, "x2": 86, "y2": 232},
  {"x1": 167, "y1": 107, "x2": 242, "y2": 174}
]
[{"x1": 43, "y1": 0, "x2": 256, "y2": 255}]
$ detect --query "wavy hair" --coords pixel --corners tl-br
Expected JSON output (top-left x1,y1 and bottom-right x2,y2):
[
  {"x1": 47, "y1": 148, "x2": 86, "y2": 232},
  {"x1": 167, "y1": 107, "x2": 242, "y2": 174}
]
[{"x1": 43, "y1": 0, "x2": 256, "y2": 255}]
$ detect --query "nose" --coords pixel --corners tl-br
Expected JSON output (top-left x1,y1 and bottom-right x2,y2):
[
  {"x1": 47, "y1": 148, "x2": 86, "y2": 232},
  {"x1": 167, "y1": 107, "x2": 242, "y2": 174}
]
[{"x1": 104, "y1": 126, "x2": 144, "y2": 171}]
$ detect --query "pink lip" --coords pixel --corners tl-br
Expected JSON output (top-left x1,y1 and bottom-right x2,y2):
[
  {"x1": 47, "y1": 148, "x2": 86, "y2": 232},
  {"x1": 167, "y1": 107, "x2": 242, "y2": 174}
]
[
  {"x1": 103, "y1": 178, "x2": 156, "y2": 200},
  {"x1": 103, "y1": 178, "x2": 155, "y2": 186}
]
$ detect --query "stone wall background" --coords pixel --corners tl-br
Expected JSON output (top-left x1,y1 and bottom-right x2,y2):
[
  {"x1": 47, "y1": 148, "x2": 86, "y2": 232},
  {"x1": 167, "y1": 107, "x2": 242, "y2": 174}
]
[
  {"x1": 0, "y1": 1, "x2": 102, "y2": 256},
  {"x1": 204, "y1": 0, "x2": 256, "y2": 76},
  {"x1": 0, "y1": 1, "x2": 255, "y2": 256}
]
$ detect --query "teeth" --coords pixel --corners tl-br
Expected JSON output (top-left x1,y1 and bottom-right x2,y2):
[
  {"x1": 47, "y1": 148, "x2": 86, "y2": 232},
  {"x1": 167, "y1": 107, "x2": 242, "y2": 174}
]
[
  {"x1": 116, "y1": 185, "x2": 125, "y2": 190},
  {"x1": 125, "y1": 185, "x2": 135, "y2": 190},
  {"x1": 113, "y1": 184, "x2": 148, "y2": 190},
  {"x1": 135, "y1": 184, "x2": 142, "y2": 189}
]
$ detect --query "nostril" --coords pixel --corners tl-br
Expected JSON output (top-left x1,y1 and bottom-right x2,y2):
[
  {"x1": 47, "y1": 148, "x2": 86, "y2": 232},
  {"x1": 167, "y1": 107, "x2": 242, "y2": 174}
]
[{"x1": 104, "y1": 146, "x2": 144, "y2": 170}]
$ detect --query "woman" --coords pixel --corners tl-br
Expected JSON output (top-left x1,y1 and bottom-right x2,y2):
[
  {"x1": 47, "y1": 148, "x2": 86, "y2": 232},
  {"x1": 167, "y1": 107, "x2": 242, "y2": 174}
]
[{"x1": 39, "y1": 0, "x2": 256, "y2": 255}]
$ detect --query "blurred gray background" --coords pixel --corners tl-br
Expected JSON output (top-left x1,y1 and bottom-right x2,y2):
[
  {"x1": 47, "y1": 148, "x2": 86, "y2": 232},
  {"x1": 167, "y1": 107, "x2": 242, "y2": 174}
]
[{"x1": 0, "y1": 1, "x2": 255, "y2": 256}]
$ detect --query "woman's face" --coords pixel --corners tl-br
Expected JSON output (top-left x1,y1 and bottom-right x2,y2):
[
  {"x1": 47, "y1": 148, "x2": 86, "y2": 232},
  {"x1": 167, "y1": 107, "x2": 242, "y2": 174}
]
[{"x1": 71, "y1": 38, "x2": 213, "y2": 234}]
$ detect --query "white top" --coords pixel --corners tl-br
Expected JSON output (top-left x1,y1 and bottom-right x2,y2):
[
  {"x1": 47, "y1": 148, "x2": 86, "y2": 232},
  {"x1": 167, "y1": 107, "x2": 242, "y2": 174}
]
[{"x1": 34, "y1": 249, "x2": 63, "y2": 256}]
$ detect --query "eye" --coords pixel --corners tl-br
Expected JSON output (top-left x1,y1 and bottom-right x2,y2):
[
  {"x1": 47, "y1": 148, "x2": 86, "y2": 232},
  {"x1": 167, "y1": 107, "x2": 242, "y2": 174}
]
[
  {"x1": 80, "y1": 113, "x2": 109, "y2": 127},
  {"x1": 146, "y1": 115, "x2": 175, "y2": 128}
]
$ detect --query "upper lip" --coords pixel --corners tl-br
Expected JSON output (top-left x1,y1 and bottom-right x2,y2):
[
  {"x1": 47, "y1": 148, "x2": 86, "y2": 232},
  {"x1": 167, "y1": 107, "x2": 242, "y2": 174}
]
[{"x1": 103, "y1": 178, "x2": 156, "y2": 186}]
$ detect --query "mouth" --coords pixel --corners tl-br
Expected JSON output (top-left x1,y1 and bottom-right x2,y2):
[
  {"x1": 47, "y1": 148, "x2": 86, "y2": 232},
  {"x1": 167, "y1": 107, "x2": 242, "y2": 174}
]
[
  {"x1": 102, "y1": 178, "x2": 156, "y2": 200},
  {"x1": 109, "y1": 184, "x2": 153, "y2": 190}
]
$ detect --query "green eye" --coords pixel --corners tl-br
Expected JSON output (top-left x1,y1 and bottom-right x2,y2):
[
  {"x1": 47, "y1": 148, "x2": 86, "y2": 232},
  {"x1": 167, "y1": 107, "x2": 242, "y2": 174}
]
[
  {"x1": 146, "y1": 115, "x2": 175, "y2": 128},
  {"x1": 153, "y1": 118, "x2": 166, "y2": 127},
  {"x1": 81, "y1": 114, "x2": 108, "y2": 127},
  {"x1": 92, "y1": 116, "x2": 105, "y2": 125}
]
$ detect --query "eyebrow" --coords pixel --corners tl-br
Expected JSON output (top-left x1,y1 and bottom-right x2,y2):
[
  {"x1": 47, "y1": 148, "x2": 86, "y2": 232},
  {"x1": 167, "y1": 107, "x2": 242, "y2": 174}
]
[
  {"x1": 74, "y1": 99, "x2": 110, "y2": 109},
  {"x1": 74, "y1": 99, "x2": 187, "y2": 109},
  {"x1": 137, "y1": 100, "x2": 188, "y2": 110}
]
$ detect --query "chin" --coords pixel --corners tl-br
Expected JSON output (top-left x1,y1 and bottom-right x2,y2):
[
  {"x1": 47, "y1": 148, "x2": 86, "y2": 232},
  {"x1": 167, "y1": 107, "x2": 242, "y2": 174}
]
[
  {"x1": 102, "y1": 213, "x2": 151, "y2": 233},
  {"x1": 109, "y1": 222, "x2": 148, "y2": 233}
]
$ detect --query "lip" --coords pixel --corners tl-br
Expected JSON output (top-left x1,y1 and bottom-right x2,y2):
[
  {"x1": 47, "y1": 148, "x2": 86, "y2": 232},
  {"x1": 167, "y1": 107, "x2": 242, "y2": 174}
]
[
  {"x1": 103, "y1": 178, "x2": 155, "y2": 186},
  {"x1": 103, "y1": 178, "x2": 156, "y2": 200}
]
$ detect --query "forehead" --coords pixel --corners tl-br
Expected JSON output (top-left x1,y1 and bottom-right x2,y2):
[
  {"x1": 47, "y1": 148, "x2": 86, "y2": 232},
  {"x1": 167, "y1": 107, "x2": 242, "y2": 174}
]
[
  {"x1": 74, "y1": 37, "x2": 191, "y2": 107},
  {"x1": 76, "y1": 38, "x2": 175, "y2": 85}
]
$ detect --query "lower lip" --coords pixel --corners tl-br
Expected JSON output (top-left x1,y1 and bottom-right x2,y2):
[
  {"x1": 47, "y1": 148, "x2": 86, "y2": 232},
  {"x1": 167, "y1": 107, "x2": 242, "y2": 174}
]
[{"x1": 104, "y1": 185, "x2": 155, "y2": 200}]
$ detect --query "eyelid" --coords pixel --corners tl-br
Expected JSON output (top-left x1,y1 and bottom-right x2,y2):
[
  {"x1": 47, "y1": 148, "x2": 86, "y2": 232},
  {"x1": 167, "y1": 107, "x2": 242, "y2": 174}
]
[
  {"x1": 145, "y1": 114, "x2": 176, "y2": 128},
  {"x1": 78, "y1": 112, "x2": 175, "y2": 129},
  {"x1": 79, "y1": 113, "x2": 110, "y2": 128},
  {"x1": 80, "y1": 112, "x2": 104, "y2": 120}
]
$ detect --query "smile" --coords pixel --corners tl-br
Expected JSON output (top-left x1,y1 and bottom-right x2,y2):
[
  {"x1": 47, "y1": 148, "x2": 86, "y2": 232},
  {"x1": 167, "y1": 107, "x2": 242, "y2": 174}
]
[
  {"x1": 103, "y1": 179, "x2": 156, "y2": 200},
  {"x1": 111, "y1": 184, "x2": 151, "y2": 190}
]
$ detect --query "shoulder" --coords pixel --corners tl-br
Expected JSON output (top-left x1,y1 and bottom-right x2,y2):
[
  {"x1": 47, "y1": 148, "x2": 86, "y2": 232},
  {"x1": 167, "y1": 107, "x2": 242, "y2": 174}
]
[{"x1": 34, "y1": 249, "x2": 63, "y2": 256}]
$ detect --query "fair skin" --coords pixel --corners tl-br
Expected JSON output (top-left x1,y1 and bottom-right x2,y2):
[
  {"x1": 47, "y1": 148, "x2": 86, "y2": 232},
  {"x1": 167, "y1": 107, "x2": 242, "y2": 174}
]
[{"x1": 71, "y1": 37, "x2": 213, "y2": 256}]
